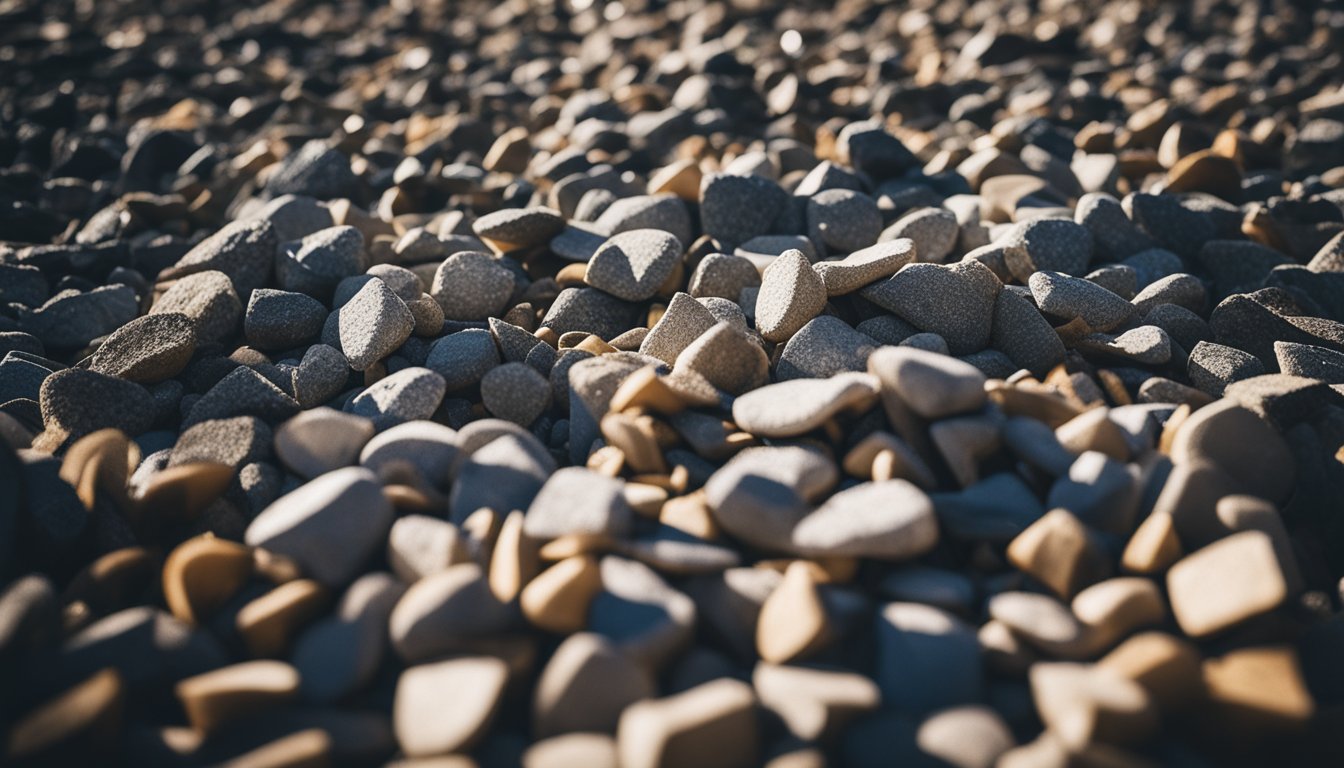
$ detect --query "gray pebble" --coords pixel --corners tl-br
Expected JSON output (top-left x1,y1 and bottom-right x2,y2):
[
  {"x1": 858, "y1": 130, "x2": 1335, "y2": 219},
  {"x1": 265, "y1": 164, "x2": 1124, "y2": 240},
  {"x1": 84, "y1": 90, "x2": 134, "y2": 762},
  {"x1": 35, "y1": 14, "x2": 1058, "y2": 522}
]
[
  {"x1": 425, "y1": 329, "x2": 500, "y2": 391},
  {"x1": 807, "y1": 189, "x2": 882, "y2": 254},
  {"x1": 777, "y1": 315, "x2": 878, "y2": 381},
  {"x1": 862, "y1": 260, "x2": 1001, "y2": 355},
  {"x1": 594, "y1": 194, "x2": 694, "y2": 247},
  {"x1": 339, "y1": 278, "x2": 414, "y2": 371},
  {"x1": 792, "y1": 480, "x2": 938, "y2": 560},
  {"x1": 1002, "y1": 217, "x2": 1093, "y2": 277},
  {"x1": 473, "y1": 207, "x2": 566, "y2": 246},
  {"x1": 1028, "y1": 270, "x2": 1135, "y2": 331},
  {"x1": 813, "y1": 238, "x2": 915, "y2": 296},
  {"x1": 265, "y1": 140, "x2": 358, "y2": 201},
  {"x1": 431, "y1": 251, "x2": 516, "y2": 322},
  {"x1": 347, "y1": 367, "x2": 446, "y2": 431},
  {"x1": 880, "y1": 207, "x2": 959, "y2": 264},
  {"x1": 585, "y1": 229, "x2": 683, "y2": 302},
  {"x1": 481, "y1": 362, "x2": 552, "y2": 426},
  {"x1": 292, "y1": 344, "x2": 349, "y2": 408},
  {"x1": 640, "y1": 292, "x2": 718, "y2": 365},
  {"x1": 246, "y1": 289, "x2": 328, "y2": 351},
  {"x1": 699, "y1": 173, "x2": 788, "y2": 248},
  {"x1": 687, "y1": 253, "x2": 761, "y2": 301},
  {"x1": 169, "y1": 218, "x2": 277, "y2": 299},
  {"x1": 525, "y1": 466, "x2": 633, "y2": 540},
  {"x1": 1188, "y1": 341, "x2": 1266, "y2": 395},
  {"x1": 39, "y1": 368, "x2": 155, "y2": 443},
  {"x1": 542, "y1": 287, "x2": 642, "y2": 341},
  {"x1": 89, "y1": 312, "x2": 196, "y2": 383},
  {"x1": 278, "y1": 225, "x2": 366, "y2": 298},
  {"x1": 756, "y1": 249, "x2": 827, "y2": 343}
]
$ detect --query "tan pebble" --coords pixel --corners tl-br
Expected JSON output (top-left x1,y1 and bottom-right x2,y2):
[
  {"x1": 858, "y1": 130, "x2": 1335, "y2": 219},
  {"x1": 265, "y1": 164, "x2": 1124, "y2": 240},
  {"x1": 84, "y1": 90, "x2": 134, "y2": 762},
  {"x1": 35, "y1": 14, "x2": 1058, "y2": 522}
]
[
  {"x1": 220, "y1": 728, "x2": 331, "y2": 768},
  {"x1": 609, "y1": 366, "x2": 686, "y2": 415},
  {"x1": 1166, "y1": 530, "x2": 1288, "y2": 638},
  {"x1": 649, "y1": 159, "x2": 702, "y2": 201},
  {"x1": 601, "y1": 412, "x2": 667, "y2": 474},
  {"x1": 576, "y1": 335, "x2": 617, "y2": 355},
  {"x1": 1099, "y1": 632, "x2": 1203, "y2": 711},
  {"x1": 915, "y1": 705, "x2": 1016, "y2": 768},
  {"x1": 534, "y1": 632, "x2": 655, "y2": 737},
  {"x1": 617, "y1": 678, "x2": 758, "y2": 768},
  {"x1": 524, "y1": 733, "x2": 619, "y2": 768},
  {"x1": 520, "y1": 555, "x2": 602, "y2": 634},
  {"x1": 624, "y1": 482, "x2": 669, "y2": 517},
  {"x1": 1215, "y1": 494, "x2": 1302, "y2": 591},
  {"x1": 1029, "y1": 662, "x2": 1158, "y2": 751},
  {"x1": 488, "y1": 510, "x2": 538, "y2": 603},
  {"x1": 162, "y1": 535, "x2": 254, "y2": 625},
  {"x1": 236, "y1": 579, "x2": 329, "y2": 658},
  {"x1": 133, "y1": 461, "x2": 234, "y2": 531},
  {"x1": 986, "y1": 381, "x2": 1085, "y2": 428},
  {"x1": 587, "y1": 445, "x2": 626, "y2": 476},
  {"x1": 175, "y1": 660, "x2": 301, "y2": 733},
  {"x1": 1202, "y1": 646, "x2": 1314, "y2": 730},
  {"x1": 842, "y1": 431, "x2": 936, "y2": 489},
  {"x1": 1165, "y1": 150, "x2": 1241, "y2": 196},
  {"x1": 1120, "y1": 511, "x2": 1183, "y2": 574},
  {"x1": 1007, "y1": 509, "x2": 1110, "y2": 599},
  {"x1": 763, "y1": 749, "x2": 826, "y2": 768},
  {"x1": 1071, "y1": 578, "x2": 1166, "y2": 652},
  {"x1": 252, "y1": 548, "x2": 305, "y2": 585},
  {"x1": 538, "y1": 533, "x2": 612, "y2": 561},
  {"x1": 1055, "y1": 408, "x2": 1129, "y2": 462},
  {"x1": 4, "y1": 668, "x2": 124, "y2": 763},
  {"x1": 930, "y1": 414, "x2": 1001, "y2": 487},
  {"x1": 756, "y1": 561, "x2": 831, "y2": 664},
  {"x1": 660, "y1": 492, "x2": 719, "y2": 540},
  {"x1": 978, "y1": 619, "x2": 1037, "y2": 676},
  {"x1": 752, "y1": 663, "x2": 880, "y2": 742},
  {"x1": 59, "y1": 428, "x2": 138, "y2": 512},
  {"x1": 394, "y1": 656, "x2": 509, "y2": 757}
]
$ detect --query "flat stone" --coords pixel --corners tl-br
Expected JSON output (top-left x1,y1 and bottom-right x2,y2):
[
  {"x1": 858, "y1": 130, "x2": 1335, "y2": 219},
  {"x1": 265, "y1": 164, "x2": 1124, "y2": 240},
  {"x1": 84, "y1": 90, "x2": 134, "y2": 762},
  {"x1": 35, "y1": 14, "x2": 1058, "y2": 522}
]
[
  {"x1": 861, "y1": 260, "x2": 1001, "y2": 355},
  {"x1": 244, "y1": 467, "x2": 394, "y2": 588},
  {"x1": 585, "y1": 229, "x2": 683, "y2": 302},
  {"x1": 175, "y1": 660, "x2": 300, "y2": 733},
  {"x1": 704, "y1": 446, "x2": 836, "y2": 551},
  {"x1": 339, "y1": 278, "x2": 414, "y2": 371},
  {"x1": 360, "y1": 420, "x2": 459, "y2": 489},
  {"x1": 813, "y1": 239, "x2": 915, "y2": 296},
  {"x1": 731, "y1": 373, "x2": 878, "y2": 438},
  {"x1": 394, "y1": 656, "x2": 508, "y2": 757},
  {"x1": 473, "y1": 206, "x2": 566, "y2": 246},
  {"x1": 1029, "y1": 270, "x2": 1135, "y2": 331},
  {"x1": 791, "y1": 479, "x2": 938, "y2": 560},
  {"x1": 1275, "y1": 341, "x2": 1344, "y2": 382},
  {"x1": 88, "y1": 313, "x2": 196, "y2": 384},
  {"x1": 520, "y1": 555, "x2": 604, "y2": 633},
  {"x1": 346, "y1": 367, "x2": 446, "y2": 431},
  {"x1": 1188, "y1": 341, "x2": 1265, "y2": 396},
  {"x1": 543, "y1": 287, "x2": 643, "y2": 341}
]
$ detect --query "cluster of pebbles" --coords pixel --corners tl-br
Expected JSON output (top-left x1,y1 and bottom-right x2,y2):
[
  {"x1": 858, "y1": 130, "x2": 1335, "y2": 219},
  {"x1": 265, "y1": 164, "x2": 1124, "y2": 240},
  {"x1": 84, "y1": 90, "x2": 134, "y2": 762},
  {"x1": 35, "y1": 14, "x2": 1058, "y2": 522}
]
[{"x1": 5, "y1": 0, "x2": 1344, "y2": 765}]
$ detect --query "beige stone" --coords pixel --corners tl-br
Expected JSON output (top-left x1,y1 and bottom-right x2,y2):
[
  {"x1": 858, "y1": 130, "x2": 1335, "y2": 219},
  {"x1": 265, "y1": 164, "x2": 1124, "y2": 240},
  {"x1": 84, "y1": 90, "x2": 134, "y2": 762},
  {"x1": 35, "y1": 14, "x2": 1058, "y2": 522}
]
[
  {"x1": 1007, "y1": 508, "x2": 1110, "y2": 599},
  {"x1": 175, "y1": 661, "x2": 301, "y2": 733},
  {"x1": 756, "y1": 561, "x2": 831, "y2": 664},
  {"x1": 520, "y1": 555, "x2": 603, "y2": 634},
  {"x1": 162, "y1": 535, "x2": 254, "y2": 625},
  {"x1": 617, "y1": 678, "x2": 758, "y2": 768},
  {"x1": 1029, "y1": 662, "x2": 1158, "y2": 750},
  {"x1": 1166, "y1": 531, "x2": 1288, "y2": 638},
  {"x1": 752, "y1": 663, "x2": 880, "y2": 742}
]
